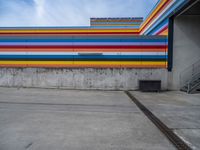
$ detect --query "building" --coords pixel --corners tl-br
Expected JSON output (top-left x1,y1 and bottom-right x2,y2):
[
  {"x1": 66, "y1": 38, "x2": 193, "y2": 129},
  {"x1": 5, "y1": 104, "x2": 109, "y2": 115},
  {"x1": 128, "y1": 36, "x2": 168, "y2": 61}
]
[{"x1": 0, "y1": 0, "x2": 199, "y2": 92}]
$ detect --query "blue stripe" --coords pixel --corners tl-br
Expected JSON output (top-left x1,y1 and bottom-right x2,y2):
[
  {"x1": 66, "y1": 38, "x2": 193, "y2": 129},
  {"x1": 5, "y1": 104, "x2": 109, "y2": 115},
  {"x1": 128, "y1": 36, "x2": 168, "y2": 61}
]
[
  {"x1": 0, "y1": 42, "x2": 166, "y2": 46},
  {"x1": 144, "y1": 0, "x2": 189, "y2": 35},
  {"x1": 147, "y1": 19, "x2": 169, "y2": 35},
  {"x1": 0, "y1": 55, "x2": 168, "y2": 59}
]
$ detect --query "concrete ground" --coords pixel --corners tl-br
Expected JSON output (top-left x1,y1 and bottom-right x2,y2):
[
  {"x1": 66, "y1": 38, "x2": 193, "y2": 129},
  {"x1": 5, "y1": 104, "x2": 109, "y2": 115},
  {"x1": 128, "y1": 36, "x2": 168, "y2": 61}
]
[
  {"x1": 0, "y1": 87, "x2": 175, "y2": 150},
  {"x1": 131, "y1": 91, "x2": 200, "y2": 150}
]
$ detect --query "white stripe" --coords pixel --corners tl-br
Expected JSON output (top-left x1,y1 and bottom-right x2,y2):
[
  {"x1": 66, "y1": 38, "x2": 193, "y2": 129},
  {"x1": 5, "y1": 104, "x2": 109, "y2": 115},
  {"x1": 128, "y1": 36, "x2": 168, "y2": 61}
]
[
  {"x1": 0, "y1": 52, "x2": 166, "y2": 55},
  {"x1": 120, "y1": 52, "x2": 166, "y2": 55},
  {"x1": 141, "y1": 0, "x2": 175, "y2": 35}
]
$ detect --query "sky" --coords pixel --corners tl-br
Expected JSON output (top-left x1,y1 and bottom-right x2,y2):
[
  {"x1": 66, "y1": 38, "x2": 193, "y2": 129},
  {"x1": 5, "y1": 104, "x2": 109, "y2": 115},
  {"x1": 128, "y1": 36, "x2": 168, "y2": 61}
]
[{"x1": 0, "y1": 0, "x2": 158, "y2": 27}]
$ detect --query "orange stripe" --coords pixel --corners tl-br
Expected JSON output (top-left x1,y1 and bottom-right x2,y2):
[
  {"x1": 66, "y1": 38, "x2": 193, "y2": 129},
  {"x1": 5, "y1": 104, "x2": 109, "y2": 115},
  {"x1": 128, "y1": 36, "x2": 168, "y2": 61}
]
[
  {"x1": 0, "y1": 64, "x2": 166, "y2": 68},
  {"x1": 158, "y1": 28, "x2": 168, "y2": 36},
  {"x1": 0, "y1": 33, "x2": 139, "y2": 37},
  {"x1": 140, "y1": 0, "x2": 172, "y2": 33},
  {"x1": 0, "y1": 28, "x2": 137, "y2": 31},
  {"x1": 140, "y1": 0, "x2": 168, "y2": 30}
]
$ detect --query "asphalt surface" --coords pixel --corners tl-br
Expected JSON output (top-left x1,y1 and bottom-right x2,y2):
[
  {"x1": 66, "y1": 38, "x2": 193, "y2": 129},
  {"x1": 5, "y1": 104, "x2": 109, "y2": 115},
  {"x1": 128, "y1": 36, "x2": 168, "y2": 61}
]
[
  {"x1": 0, "y1": 87, "x2": 175, "y2": 150},
  {"x1": 132, "y1": 91, "x2": 200, "y2": 150}
]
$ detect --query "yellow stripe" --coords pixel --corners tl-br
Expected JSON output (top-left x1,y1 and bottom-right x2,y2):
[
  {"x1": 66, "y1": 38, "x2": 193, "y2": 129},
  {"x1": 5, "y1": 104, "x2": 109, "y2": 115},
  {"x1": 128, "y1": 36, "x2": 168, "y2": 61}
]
[
  {"x1": 0, "y1": 61, "x2": 73, "y2": 65},
  {"x1": 0, "y1": 29, "x2": 138, "y2": 33},
  {"x1": 159, "y1": 29, "x2": 168, "y2": 36},
  {"x1": 74, "y1": 61, "x2": 141, "y2": 65},
  {"x1": 75, "y1": 61, "x2": 166, "y2": 65},
  {"x1": 0, "y1": 61, "x2": 166, "y2": 66},
  {"x1": 140, "y1": 0, "x2": 167, "y2": 32}
]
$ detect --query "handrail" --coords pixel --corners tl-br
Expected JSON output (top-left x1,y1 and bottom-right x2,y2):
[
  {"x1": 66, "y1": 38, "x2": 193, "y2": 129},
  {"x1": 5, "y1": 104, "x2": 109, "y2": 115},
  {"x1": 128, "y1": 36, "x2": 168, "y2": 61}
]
[
  {"x1": 180, "y1": 59, "x2": 200, "y2": 76},
  {"x1": 180, "y1": 59, "x2": 200, "y2": 88},
  {"x1": 187, "y1": 72, "x2": 200, "y2": 93},
  {"x1": 188, "y1": 72, "x2": 200, "y2": 83}
]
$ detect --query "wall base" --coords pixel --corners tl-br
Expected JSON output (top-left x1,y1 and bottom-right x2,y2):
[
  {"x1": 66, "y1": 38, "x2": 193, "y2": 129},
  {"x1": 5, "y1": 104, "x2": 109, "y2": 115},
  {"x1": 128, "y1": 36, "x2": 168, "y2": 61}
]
[{"x1": 0, "y1": 68, "x2": 168, "y2": 90}]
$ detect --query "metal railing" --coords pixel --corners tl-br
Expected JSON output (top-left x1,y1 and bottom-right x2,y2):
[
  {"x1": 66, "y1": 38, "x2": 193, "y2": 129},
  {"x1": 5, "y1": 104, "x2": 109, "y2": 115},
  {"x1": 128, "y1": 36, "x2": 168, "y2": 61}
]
[
  {"x1": 185, "y1": 72, "x2": 200, "y2": 93},
  {"x1": 180, "y1": 59, "x2": 200, "y2": 93}
]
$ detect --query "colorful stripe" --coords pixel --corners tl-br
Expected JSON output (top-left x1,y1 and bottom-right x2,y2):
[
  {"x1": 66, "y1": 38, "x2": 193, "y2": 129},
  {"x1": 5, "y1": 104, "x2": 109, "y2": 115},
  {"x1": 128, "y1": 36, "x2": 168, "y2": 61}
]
[
  {"x1": 0, "y1": 34, "x2": 167, "y2": 68},
  {"x1": 0, "y1": 0, "x2": 191, "y2": 68},
  {"x1": 0, "y1": 61, "x2": 167, "y2": 68},
  {"x1": 90, "y1": 18, "x2": 143, "y2": 28},
  {"x1": 140, "y1": 0, "x2": 190, "y2": 35}
]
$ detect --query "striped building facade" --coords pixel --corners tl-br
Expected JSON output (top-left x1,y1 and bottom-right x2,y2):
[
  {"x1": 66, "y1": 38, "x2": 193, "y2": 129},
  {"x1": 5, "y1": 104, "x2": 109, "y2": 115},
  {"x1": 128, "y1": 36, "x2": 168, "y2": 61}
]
[
  {"x1": 0, "y1": 0, "x2": 190, "y2": 69},
  {"x1": 140, "y1": 0, "x2": 190, "y2": 35}
]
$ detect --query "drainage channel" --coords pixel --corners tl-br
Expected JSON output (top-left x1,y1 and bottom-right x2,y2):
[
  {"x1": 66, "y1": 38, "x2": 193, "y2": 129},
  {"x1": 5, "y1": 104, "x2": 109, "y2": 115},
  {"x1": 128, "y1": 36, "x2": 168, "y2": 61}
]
[{"x1": 125, "y1": 91, "x2": 192, "y2": 150}]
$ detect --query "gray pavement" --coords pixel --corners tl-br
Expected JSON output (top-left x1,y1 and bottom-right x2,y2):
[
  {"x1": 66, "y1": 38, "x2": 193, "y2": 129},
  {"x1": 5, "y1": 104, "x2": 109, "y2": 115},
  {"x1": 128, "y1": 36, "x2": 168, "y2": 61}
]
[
  {"x1": 0, "y1": 87, "x2": 175, "y2": 150},
  {"x1": 131, "y1": 91, "x2": 200, "y2": 150}
]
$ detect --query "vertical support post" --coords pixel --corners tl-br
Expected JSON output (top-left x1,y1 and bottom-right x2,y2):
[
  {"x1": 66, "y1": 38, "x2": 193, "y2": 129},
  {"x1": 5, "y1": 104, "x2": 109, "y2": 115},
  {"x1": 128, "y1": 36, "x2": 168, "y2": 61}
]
[{"x1": 168, "y1": 17, "x2": 174, "y2": 72}]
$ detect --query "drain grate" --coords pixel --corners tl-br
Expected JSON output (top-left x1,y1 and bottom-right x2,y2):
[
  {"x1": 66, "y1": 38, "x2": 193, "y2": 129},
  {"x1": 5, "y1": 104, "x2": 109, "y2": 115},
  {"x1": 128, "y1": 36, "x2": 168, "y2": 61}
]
[{"x1": 125, "y1": 91, "x2": 192, "y2": 150}]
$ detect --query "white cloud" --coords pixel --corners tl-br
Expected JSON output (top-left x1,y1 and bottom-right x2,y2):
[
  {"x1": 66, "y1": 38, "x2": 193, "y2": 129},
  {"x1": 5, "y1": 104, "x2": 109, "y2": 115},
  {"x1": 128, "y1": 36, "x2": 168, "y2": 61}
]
[
  {"x1": 34, "y1": 0, "x2": 45, "y2": 18},
  {"x1": 0, "y1": 0, "x2": 158, "y2": 27}
]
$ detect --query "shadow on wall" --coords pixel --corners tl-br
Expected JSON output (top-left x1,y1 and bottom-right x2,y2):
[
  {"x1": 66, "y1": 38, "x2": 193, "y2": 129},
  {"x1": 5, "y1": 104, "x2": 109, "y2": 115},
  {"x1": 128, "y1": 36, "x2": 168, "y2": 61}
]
[
  {"x1": 169, "y1": 15, "x2": 200, "y2": 90},
  {"x1": 176, "y1": 15, "x2": 200, "y2": 50}
]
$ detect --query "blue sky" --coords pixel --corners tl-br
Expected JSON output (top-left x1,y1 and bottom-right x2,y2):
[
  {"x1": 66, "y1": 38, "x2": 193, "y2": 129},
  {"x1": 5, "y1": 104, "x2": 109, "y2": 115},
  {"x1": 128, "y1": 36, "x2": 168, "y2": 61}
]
[{"x1": 0, "y1": 0, "x2": 158, "y2": 27}]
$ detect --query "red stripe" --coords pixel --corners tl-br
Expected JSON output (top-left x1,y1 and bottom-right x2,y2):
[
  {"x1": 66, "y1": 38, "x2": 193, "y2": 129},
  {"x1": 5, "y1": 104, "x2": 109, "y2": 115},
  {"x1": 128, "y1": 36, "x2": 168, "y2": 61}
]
[
  {"x1": 156, "y1": 26, "x2": 168, "y2": 35},
  {"x1": 140, "y1": 0, "x2": 171, "y2": 33},
  {"x1": 0, "y1": 45, "x2": 168, "y2": 49}
]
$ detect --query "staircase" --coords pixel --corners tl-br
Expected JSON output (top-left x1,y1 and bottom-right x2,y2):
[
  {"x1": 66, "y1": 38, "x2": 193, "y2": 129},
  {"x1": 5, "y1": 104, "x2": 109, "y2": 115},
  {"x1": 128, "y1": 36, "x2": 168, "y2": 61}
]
[{"x1": 180, "y1": 59, "x2": 200, "y2": 94}]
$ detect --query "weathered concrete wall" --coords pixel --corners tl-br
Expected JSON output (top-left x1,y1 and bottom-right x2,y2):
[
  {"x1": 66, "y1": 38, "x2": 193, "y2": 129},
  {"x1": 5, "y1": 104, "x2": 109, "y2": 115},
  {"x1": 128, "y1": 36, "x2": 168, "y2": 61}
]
[
  {"x1": 169, "y1": 15, "x2": 200, "y2": 90},
  {"x1": 0, "y1": 68, "x2": 168, "y2": 90}
]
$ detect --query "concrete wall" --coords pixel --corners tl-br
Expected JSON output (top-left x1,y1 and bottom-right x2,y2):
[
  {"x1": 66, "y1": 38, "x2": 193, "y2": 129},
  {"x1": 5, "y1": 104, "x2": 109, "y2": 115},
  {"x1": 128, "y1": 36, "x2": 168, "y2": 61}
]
[
  {"x1": 0, "y1": 68, "x2": 168, "y2": 90},
  {"x1": 168, "y1": 15, "x2": 200, "y2": 90}
]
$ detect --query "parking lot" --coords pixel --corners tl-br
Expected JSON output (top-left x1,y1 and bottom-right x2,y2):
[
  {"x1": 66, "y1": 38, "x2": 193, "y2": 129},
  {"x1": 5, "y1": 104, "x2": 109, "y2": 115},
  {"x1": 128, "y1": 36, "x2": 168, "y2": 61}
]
[{"x1": 0, "y1": 87, "x2": 174, "y2": 150}]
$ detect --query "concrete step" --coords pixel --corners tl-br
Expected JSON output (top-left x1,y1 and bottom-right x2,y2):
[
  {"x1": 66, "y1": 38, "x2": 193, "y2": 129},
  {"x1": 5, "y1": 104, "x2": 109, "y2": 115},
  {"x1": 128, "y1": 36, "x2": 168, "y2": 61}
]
[
  {"x1": 180, "y1": 75, "x2": 200, "y2": 94},
  {"x1": 180, "y1": 87, "x2": 188, "y2": 92}
]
